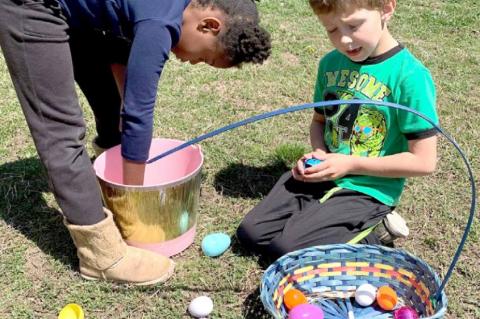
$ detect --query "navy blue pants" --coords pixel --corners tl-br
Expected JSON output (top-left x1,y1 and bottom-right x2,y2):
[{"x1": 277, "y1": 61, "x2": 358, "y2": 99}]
[
  {"x1": 237, "y1": 171, "x2": 393, "y2": 261},
  {"x1": 0, "y1": 0, "x2": 128, "y2": 224}
]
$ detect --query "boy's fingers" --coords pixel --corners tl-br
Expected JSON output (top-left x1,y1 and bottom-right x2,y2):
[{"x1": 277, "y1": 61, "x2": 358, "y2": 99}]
[
  {"x1": 304, "y1": 168, "x2": 332, "y2": 182},
  {"x1": 291, "y1": 167, "x2": 302, "y2": 180}
]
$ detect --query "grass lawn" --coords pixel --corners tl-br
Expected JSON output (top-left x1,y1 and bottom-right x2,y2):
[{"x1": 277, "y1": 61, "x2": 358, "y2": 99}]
[{"x1": 0, "y1": 0, "x2": 479, "y2": 318}]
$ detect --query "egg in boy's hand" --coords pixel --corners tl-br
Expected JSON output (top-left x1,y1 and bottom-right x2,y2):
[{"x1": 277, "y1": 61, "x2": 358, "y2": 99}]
[{"x1": 303, "y1": 158, "x2": 323, "y2": 169}]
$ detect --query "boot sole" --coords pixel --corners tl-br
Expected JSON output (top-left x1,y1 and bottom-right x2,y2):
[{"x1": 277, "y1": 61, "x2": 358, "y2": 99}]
[{"x1": 80, "y1": 261, "x2": 175, "y2": 286}]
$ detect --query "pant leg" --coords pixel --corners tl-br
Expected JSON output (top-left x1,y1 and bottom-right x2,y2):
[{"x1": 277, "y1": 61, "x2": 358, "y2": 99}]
[
  {"x1": 236, "y1": 171, "x2": 337, "y2": 255},
  {"x1": 69, "y1": 30, "x2": 122, "y2": 149},
  {"x1": 267, "y1": 189, "x2": 392, "y2": 260},
  {"x1": 0, "y1": 0, "x2": 104, "y2": 225}
]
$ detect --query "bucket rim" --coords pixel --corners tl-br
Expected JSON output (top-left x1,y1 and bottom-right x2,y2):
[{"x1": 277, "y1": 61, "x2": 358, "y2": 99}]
[{"x1": 93, "y1": 138, "x2": 204, "y2": 190}]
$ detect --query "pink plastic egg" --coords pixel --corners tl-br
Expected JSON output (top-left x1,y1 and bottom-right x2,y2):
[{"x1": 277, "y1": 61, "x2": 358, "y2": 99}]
[
  {"x1": 394, "y1": 306, "x2": 419, "y2": 319},
  {"x1": 288, "y1": 304, "x2": 324, "y2": 319}
]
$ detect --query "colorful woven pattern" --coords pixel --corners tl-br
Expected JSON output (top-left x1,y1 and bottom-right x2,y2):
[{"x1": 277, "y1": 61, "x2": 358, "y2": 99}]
[{"x1": 261, "y1": 244, "x2": 447, "y2": 319}]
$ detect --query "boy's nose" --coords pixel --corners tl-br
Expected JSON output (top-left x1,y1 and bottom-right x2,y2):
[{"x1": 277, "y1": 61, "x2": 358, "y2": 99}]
[{"x1": 340, "y1": 34, "x2": 353, "y2": 45}]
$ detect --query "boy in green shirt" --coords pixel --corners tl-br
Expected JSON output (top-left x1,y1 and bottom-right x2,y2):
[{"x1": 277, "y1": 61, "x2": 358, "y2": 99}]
[{"x1": 237, "y1": 0, "x2": 439, "y2": 260}]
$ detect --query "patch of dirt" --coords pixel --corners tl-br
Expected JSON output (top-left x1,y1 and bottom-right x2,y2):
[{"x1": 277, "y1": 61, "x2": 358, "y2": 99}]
[
  {"x1": 280, "y1": 52, "x2": 300, "y2": 65},
  {"x1": 24, "y1": 246, "x2": 54, "y2": 282}
]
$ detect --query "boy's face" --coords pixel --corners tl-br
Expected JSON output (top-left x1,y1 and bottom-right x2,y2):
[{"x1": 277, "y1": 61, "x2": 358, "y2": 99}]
[
  {"x1": 172, "y1": 6, "x2": 232, "y2": 68},
  {"x1": 317, "y1": 3, "x2": 395, "y2": 62}
]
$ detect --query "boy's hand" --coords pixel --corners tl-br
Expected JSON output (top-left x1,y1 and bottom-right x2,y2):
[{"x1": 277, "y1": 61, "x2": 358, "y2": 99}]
[
  {"x1": 122, "y1": 158, "x2": 146, "y2": 185},
  {"x1": 291, "y1": 149, "x2": 327, "y2": 181},
  {"x1": 293, "y1": 153, "x2": 355, "y2": 183}
]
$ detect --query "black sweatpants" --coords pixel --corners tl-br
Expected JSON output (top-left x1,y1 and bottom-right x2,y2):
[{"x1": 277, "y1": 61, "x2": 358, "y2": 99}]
[
  {"x1": 236, "y1": 171, "x2": 393, "y2": 261},
  {"x1": 0, "y1": 0, "x2": 125, "y2": 224}
]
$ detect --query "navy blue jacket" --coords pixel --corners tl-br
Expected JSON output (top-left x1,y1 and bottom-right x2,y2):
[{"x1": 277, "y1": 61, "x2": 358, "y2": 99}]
[{"x1": 58, "y1": 0, "x2": 191, "y2": 161}]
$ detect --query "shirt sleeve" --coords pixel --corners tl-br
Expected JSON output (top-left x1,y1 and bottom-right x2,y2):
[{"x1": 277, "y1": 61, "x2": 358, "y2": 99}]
[
  {"x1": 396, "y1": 67, "x2": 439, "y2": 135},
  {"x1": 120, "y1": 20, "x2": 176, "y2": 162}
]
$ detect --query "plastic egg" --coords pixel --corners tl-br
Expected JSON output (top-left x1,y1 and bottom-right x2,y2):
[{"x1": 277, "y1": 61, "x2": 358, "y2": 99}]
[
  {"x1": 354, "y1": 283, "x2": 377, "y2": 306},
  {"x1": 283, "y1": 288, "x2": 308, "y2": 311},
  {"x1": 58, "y1": 303, "x2": 84, "y2": 319},
  {"x1": 304, "y1": 158, "x2": 323, "y2": 168},
  {"x1": 179, "y1": 210, "x2": 190, "y2": 233},
  {"x1": 201, "y1": 233, "x2": 231, "y2": 257},
  {"x1": 188, "y1": 296, "x2": 214, "y2": 318},
  {"x1": 376, "y1": 286, "x2": 398, "y2": 310},
  {"x1": 288, "y1": 304, "x2": 324, "y2": 319},
  {"x1": 394, "y1": 306, "x2": 419, "y2": 319}
]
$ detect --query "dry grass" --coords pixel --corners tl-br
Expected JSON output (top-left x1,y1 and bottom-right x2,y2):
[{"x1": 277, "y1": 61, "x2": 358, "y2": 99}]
[{"x1": 0, "y1": 0, "x2": 479, "y2": 318}]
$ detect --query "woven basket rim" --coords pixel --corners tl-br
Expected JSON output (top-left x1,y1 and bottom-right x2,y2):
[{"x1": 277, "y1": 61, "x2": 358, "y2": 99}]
[{"x1": 260, "y1": 243, "x2": 447, "y2": 319}]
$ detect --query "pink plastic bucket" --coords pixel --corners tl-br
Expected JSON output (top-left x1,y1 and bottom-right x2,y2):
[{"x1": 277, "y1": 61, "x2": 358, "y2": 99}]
[{"x1": 93, "y1": 138, "x2": 203, "y2": 257}]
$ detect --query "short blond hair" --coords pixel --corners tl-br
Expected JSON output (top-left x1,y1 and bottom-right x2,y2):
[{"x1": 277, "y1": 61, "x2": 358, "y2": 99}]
[{"x1": 309, "y1": 0, "x2": 390, "y2": 14}]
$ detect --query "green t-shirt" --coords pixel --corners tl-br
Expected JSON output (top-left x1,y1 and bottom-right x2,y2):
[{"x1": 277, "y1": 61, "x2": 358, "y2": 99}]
[{"x1": 313, "y1": 45, "x2": 439, "y2": 206}]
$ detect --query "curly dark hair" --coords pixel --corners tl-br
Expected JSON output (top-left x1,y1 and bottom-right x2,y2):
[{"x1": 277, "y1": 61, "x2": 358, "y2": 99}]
[{"x1": 193, "y1": 0, "x2": 271, "y2": 65}]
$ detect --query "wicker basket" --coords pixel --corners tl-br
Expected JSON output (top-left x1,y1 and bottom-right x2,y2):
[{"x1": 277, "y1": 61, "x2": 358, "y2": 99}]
[{"x1": 260, "y1": 244, "x2": 447, "y2": 319}]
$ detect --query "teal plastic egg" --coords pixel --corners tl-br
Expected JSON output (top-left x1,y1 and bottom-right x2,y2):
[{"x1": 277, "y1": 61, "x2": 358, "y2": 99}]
[
  {"x1": 201, "y1": 233, "x2": 231, "y2": 257},
  {"x1": 179, "y1": 210, "x2": 190, "y2": 233}
]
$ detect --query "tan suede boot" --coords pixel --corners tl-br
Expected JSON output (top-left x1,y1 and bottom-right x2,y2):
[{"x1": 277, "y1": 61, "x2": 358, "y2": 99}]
[{"x1": 64, "y1": 209, "x2": 175, "y2": 286}]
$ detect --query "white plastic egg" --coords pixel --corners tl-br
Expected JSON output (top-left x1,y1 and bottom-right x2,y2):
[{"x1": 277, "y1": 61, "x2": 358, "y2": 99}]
[
  {"x1": 355, "y1": 283, "x2": 377, "y2": 307},
  {"x1": 188, "y1": 296, "x2": 214, "y2": 318}
]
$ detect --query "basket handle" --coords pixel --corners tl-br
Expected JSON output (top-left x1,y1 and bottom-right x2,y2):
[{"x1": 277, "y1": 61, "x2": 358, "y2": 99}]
[{"x1": 146, "y1": 99, "x2": 477, "y2": 303}]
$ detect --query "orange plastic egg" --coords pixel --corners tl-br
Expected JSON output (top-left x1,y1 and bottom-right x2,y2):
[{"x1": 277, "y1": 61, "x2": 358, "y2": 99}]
[
  {"x1": 283, "y1": 288, "x2": 308, "y2": 311},
  {"x1": 376, "y1": 286, "x2": 398, "y2": 310}
]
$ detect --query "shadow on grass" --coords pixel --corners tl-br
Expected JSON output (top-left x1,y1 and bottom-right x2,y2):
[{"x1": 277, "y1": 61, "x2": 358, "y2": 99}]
[
  {"x1": 0, "y1": 157, "x2": 76, "y2": 267},
  {"x1": 230, "y1": 236, "x2": 274, "y2": 270},
  {"x1": 242, "y1": 287, "x2": 272, "y2": 319},
  {"x1": 213, "y1": 160, "x2": 288, "y2": 199}
]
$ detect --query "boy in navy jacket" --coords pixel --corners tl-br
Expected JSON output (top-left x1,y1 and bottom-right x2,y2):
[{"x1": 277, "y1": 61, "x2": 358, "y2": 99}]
[{"x1": 0, "y1": 0, "x2": 271, "y2": 285}]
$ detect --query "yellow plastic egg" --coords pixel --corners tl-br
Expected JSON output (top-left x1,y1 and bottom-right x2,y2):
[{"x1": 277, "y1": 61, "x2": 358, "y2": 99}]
[{"x1": 58, "y1": 303, "x2": 84, "y2": 319}]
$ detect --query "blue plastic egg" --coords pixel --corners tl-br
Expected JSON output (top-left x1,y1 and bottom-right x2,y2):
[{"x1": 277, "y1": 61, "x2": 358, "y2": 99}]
[
  {"x1": 304, "y1": 158, "x2": 323, "y2": 168},
  {"x1": 201, "y1": 233, "x2": 231, "y2": 257},
  {"x1": 288, "y1": 304, "x2": 324, "y2": 319}
]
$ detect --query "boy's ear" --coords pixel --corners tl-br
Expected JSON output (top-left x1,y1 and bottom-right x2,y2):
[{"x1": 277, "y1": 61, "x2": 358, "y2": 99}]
[
  {"x1": 382, "y1": 0, "x2": 396, "y2": 22},
  {"x1": 197, "y1": 17, "x2": 222, "y2": 35}
]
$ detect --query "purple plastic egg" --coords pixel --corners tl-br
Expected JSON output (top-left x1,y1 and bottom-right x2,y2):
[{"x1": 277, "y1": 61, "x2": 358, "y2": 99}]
[
  {"x1": 288, "y1": 304, "x2": 324, "y2": 319},
  {"x1": 394, "y1": 306, "x2": 419, "y2": 319}
]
